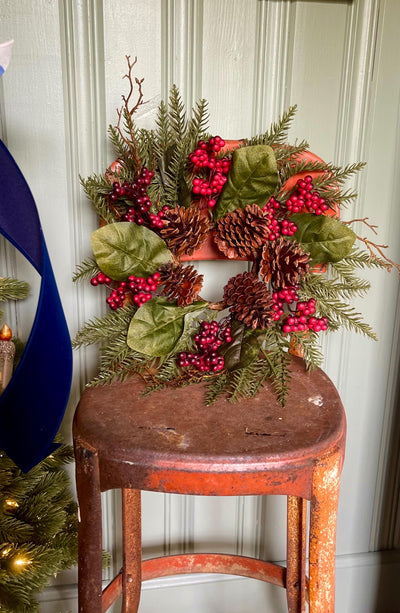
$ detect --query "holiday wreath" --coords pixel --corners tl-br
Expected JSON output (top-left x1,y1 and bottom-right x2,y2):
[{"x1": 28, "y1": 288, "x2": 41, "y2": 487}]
[{"x1": 73, "y1": 57, "x2": 399, "y2": 405}]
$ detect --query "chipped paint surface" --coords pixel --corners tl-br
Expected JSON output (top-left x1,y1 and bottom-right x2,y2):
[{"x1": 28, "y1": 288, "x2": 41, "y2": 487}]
[{"x1": 308, "y1": 395, "x2": 324, "y2": 406}]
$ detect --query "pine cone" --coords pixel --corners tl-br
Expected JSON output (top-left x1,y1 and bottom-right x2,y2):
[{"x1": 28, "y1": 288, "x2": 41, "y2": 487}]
[
  {"x1": 159, "y1": 263, "x2": 203, "y2": 307},
  {"x1": 215, "y1": 204, "x2": 270, "y2": 259},
  {"x1": 260, "y1": 237, "x2": 310, "y2": 288},
  {"x1": 161, "y1": 205, "x2": 212, "y2": 257},
  {"x1": 223, "y1": 271, "x2": 274, "y2": 329}
]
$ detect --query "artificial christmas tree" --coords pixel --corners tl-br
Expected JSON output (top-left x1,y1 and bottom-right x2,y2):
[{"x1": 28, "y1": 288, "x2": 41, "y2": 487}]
[{"x1": 0, "y1": 275, "x2": 77, "y2": 613}]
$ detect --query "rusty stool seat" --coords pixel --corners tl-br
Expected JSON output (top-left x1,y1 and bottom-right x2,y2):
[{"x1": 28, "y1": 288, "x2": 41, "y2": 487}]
[{"x1": 73, "y1": 356, "x2": 346, "y2": 613}]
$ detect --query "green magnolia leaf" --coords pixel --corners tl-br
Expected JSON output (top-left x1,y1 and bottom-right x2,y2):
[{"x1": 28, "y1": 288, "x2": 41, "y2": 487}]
[
  {"x1": 91, "y1": 222, "x2": 172, "y2": 280},
  {"x1": 220, "y1": 321, "x2": 263, "y2": 370},
  {"x1": 289, "y1": 214, "x2": 356, "y2": 264},
  {"x1": 214, "y1": 145, "x2": 278, "y2": 219},
  {"x1": 127, "y1": 297, "x2": 207, "y2": 357}
]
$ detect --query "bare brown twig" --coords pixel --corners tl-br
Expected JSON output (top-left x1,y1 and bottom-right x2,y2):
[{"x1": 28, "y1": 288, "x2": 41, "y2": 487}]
[
  {"x1": 115, "y1": 55, "x2": 146, "y2": 171},
  {"x1": 343, "y1": 217, "x2": 400, "y2": 275}
]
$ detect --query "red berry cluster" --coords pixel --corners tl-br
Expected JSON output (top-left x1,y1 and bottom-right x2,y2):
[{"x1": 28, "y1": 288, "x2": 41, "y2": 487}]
[
  {"x1": 272, "y1": 287, "x2": 299, "y2": 321},
  {"x1": 177, "y1": 320, "x2": 232, "y2": 373},
  {"x1": 262, "y1": 197, "x2": 298, "y2": 241},
  {"x1": 91, "y1": 271, "x2": 160, "y2": 310},
  {"x1": 286, "y1": 175, "x2": 330, "y2": 216},
  {"x1": 282, "y1": 299, "x2": 328, "y2": 333},
  {"x1": 189, "y1": 137, "x2": 231, "y2": 209},
  {"x1": 108, "y1": 167, "x2": 165, "y2": 229}
]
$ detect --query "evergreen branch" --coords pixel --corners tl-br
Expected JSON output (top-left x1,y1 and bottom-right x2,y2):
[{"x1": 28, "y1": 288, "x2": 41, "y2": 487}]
[
  {"x1": 311, "y1": 161, "x2": 365, "y2": 191},
  {"x1": 168, "y1": 85, "x2": 187, "y2": 142},
  {"x1": 80, "y1": 175, "x2": 116, "y2": 223},
  {"x1": 205, "y1": 372, "x2": 229, "y2": 405},
  {"x1": 154, "y1": 99, "x2": 172, "y2": 157},
  {"x1": 228, "y1": 361, "x2": 261, "y2": 403},
  {"x1": 302, "y1": 282, "x2": 378, "y2": 339},
  {"x1": 302, "y1": 272, "x2": 371, "y2": 301},
  {"x1": 289, "y1": 330, "x2": 324, "y2": 371},
  {"x1": 262, "y1": 347, "x2": 291, "y2": 406},
  {"x1": 190, "y1": 98, "x2": 209, "y2": 140},
  {"x1": 72, "y1": 258, "x2": 99, "y2": 283},
  {"x1": 0, "y1": 278, "x2": 30, "y2": 302},
  {"x1": 274, "y1": 140, "x2": 310, "y2": 165},
  {"x1": 245, "y1": 105, "x2": 298, "y2": 146},
  {"x1": 72, "y1": 306, "x2": 136, "y2": 348}
]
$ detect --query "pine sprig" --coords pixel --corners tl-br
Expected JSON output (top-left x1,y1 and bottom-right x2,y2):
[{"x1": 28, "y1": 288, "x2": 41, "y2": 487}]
[
  {"x1": 262, "y1": 346, "x2": 291, "y2": 406},
  {"x1": 72, "y1": 258, "x2": 99, "y2": 283},
  {"x1": 168, "y1": 85, "x2": 187, "y2": 142},
  {"x1": 332, "y1": 247, "x2": 391, "y2": 273},
  {"x1": 228, "y1": 361, "x2": 261, "y2": 403},
  {"x1": 301, "y1": 277, "x2": 377, "y2": 339},
  {"x1": 303, "y1": 272, "x2": 371, "y2": 301},
  {"x1": 275, "y1": 140, "x2": 309, "y2": 166},
  {"x1": 244, "y1": 105, "x2": 298, "y2": 147},
  {"x1": 72, "y1": 306, "x2": 136, "y2": 348},
  {"x1": 289, "y1": 330, "x2": 324, "y2": 371},
  {"x1": 154, "y1": 99, "x2": 172, "y2": 157},
  {"x1": 0, "y1": 278, "x2": 30, "y2": 303},
  {"x1": 80, "y1": 175, "x2": 115, "y2": 223},
  {"x1": 205, "y1": 372, "x2": 229, "y2": 405}
]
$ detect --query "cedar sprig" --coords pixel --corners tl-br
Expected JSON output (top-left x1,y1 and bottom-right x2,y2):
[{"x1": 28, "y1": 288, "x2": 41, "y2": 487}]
[{"x1": 72, "y1": 258, "x2": 99, "y2": 283}]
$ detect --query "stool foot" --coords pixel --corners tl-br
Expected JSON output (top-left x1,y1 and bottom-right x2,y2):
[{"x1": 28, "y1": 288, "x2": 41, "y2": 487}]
[
  {"x1": 309, "y1": 451, "x2": 341, "y2": 613},
  {"x1": 121, "y1": 489, "x2": 142, "y2": 613},
  {"x1": 75, "y1": 440, "x2": 103, "y2": 613},
  {"x1": 286, "y1": 496, "x2": 307, "y2": 613}
]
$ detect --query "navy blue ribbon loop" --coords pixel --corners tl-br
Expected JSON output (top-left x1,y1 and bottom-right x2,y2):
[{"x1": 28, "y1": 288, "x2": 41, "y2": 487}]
[{"x1": 0, "y1": 140, "x2": 72, "y2": 471}]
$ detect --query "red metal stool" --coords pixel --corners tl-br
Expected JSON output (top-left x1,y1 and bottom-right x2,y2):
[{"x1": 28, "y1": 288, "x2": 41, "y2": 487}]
[{"x1": 73, "y1": 356, "x2": 346, "y2": 612}]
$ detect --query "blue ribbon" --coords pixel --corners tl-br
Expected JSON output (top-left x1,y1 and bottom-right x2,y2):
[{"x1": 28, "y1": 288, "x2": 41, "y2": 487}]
[{"x1": 0, "y1": 140, "x2": 72, "y2": 472}]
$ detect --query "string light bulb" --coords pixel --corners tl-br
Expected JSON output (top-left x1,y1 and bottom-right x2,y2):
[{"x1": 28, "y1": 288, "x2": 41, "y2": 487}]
[
  {"x1": 12, "y1": 556, "x2": 31, "y2": 569},
  {"x1": 5, "y1": 499, "x2": 19, "y2": 509}
]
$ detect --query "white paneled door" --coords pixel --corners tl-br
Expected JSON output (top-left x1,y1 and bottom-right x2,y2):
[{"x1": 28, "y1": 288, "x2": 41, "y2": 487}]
[{"x1": 1, "y1": 1, "x2": 400, "y2": 611}]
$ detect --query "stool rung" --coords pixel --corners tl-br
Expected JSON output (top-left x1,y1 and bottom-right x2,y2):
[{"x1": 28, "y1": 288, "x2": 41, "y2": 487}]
[
  {"x1": 102, "y1": 571, "x2": 122, "y2": 612},
  {"x1": 142, "y1": 553, "x2": 286, "y2": 587}
]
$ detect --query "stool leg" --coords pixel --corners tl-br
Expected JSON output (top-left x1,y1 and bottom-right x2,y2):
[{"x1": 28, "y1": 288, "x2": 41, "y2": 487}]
[
  {"x1": 121, "y1": 489, "x2": 142, "y2": 613},
  {"x1": 75, "y1": 440, "x2": 103, "y2": 613},
  {"x1": 309, "y1": 450, "x2": 341, "y2": 612},
  {"x1": 286, "y1": 496, "x2": 307, "y2": 613}
]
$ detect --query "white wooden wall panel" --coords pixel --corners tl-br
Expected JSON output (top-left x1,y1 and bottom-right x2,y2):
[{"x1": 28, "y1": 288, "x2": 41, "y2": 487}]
[{"x1": 0, "y1": 1, "x2": 400, "y2": 611}]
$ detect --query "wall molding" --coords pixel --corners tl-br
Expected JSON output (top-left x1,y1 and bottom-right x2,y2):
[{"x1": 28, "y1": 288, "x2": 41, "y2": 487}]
[
  {"x1": 251, "y1": 0, "x2": 294, "y2": 135},
  {"x1": 37, "y1": 549, "x2": 400, "y2": 612},
  {"x1": 161, "y1": 0, "x2": 204, "y2": 108},
  {"x1": 58, "y1": 0, "x2": 120, "y2": 583}
]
